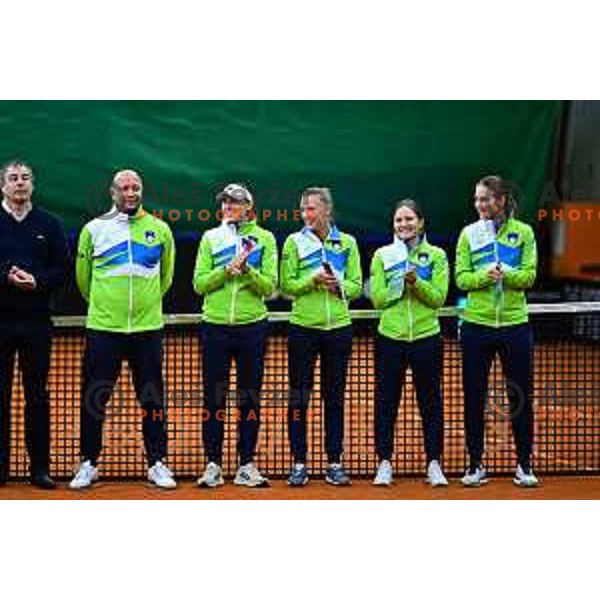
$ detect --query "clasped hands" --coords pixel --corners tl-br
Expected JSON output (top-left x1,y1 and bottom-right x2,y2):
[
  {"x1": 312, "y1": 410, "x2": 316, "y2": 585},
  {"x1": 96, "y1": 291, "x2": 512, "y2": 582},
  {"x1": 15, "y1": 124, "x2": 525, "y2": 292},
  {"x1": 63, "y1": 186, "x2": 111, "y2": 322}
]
[
  {"x1": 404, "y1": 268, "x2": 417, "y2": 286},
  {"x1": 313, "y1": 269, "x2": 341, "y2": 295},
  {"x1": 225, "y1": 254, "x2": 249, "y2": 277},
  {"x1": 8, "y1": 266, "x2": 37, "y2": 290},
  {"x1": 487, "y1": 263, "x2": 504, "y2": 283}
]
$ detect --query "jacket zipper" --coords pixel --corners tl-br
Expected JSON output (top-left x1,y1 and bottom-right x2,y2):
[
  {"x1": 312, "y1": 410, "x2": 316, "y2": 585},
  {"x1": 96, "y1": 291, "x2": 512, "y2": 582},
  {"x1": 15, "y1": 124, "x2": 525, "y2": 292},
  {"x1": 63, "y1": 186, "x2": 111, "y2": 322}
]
[
  {"x1": 317, "y1": 242, "x2": 333, "y2": 328},
  {"x1": 229, "y1": 232, "x2": 242, "y2": 324},
  {"x1": 407, "y1": 287, "x2": 414, "y2": 341},
  {"x1": 325, "y1": 288, "x2": 331, "y2": 328},
  {"x1": 495, "y1": 295, "x2": 500, "y2": 327},
  {"x1": 406, "y1": 252, "x2": 415, "y2": 341},
  {"x1": 494, "y1": 239, "x2": 502, "y2": 327},
  {"x1": 127, "y1": 223, "x2": 133, "y2": 333},
  {"x1": 229, "y1": 279, "x2": 239, "y2": 324}
]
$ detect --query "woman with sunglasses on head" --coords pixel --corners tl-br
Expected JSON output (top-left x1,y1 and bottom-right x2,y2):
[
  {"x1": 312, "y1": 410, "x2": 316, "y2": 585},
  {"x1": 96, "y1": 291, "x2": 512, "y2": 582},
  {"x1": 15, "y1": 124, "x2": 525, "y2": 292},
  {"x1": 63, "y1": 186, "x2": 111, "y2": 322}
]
[
  {"x1": 193, "y1": 183, "x2": 278, "y2": 488},
  {"x1": 370, "y1": 199, "x2": 449, "y2": 486},
  {"x1": 456, "y1": 175, "x2": 539, "y2": 487}
]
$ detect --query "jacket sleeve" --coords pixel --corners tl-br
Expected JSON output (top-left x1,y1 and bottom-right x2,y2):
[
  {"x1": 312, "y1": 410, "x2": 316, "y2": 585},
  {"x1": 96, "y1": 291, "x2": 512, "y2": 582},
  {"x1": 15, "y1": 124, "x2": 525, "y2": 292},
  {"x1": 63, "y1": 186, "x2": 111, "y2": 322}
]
[
  {"x1": 455, "y1": 228, "x2": 494, "y2": 291},
  {"x1": 75, "y1": 226, "x2": 93, "y2": 302},
  {"x1": 411, "y1": 248, "x2": 449, "y2": 309},
  {"x1": 31, "y1": 216, "x2": 69, "y2": 292},
  {"x1": 193, "y1": 234, "x2": 227, "y2": 295},
  {"x1": 502, "y1": 226, "x2": 537, "y2": 290},
  {"x1": 246, "y1": 231, "x2": 278, "y2": 296},
  {"x1": 342, "y1": 236, "x2": 363, "y2": 301},
  {"x1": 160, "y1": 224, "x2": 176, "y2": 296},
  {"x1": 280, "y1": 236, "x2": 316, "y2": 297},
  {"x1": 369, "y1": 251, "x2": 401, "y2": 309}
]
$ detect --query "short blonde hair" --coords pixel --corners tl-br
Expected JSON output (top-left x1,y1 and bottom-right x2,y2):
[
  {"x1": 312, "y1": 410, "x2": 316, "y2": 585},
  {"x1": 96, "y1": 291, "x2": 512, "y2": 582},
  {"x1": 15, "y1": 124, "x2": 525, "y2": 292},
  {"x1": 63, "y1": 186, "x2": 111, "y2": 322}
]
[{"x1": 300, "y1": 186, "x2": 333, "y2": 210}]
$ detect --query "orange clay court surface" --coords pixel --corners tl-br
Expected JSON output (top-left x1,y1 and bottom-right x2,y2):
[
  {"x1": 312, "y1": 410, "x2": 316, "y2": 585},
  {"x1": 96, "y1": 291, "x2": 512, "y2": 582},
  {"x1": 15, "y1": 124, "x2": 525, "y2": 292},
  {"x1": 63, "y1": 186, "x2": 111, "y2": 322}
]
[{"x1": 2, "y1": 478, "x2": 600, "y2": 500}]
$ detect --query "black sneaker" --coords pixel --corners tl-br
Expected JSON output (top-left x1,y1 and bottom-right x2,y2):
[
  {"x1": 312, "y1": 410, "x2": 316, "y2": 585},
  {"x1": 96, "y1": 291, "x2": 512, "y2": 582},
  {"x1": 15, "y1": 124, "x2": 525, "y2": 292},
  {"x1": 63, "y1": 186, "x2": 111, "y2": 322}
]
[{"x1": 30, "y1": 471, "x2": 56, "y2": 489}]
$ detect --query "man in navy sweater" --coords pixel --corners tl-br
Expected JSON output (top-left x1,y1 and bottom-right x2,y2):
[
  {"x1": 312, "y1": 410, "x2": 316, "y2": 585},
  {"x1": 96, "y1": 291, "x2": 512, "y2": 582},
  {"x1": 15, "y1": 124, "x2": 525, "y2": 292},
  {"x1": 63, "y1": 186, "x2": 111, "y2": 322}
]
[{"x1": 0, "y1": 160, "x2": 68, "y2": 488}]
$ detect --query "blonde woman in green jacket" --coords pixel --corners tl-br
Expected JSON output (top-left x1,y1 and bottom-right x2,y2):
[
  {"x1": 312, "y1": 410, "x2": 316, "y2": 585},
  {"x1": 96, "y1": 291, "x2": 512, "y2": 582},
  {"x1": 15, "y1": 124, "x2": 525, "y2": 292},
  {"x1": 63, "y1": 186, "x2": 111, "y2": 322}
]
[
  {"x1": 280, "y1": 187, "x2": 362, "y2": 486},
  {"x1": 370, "y1": 199, "x2": 449, "y2": 486}
]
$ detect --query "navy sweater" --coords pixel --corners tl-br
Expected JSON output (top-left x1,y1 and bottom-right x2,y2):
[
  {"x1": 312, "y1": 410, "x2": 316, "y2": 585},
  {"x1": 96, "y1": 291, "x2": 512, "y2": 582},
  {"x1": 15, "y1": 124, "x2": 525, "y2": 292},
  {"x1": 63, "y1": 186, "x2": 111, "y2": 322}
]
[{"x1": 0, "y1": 205, "x2": 68, "y2": 322}]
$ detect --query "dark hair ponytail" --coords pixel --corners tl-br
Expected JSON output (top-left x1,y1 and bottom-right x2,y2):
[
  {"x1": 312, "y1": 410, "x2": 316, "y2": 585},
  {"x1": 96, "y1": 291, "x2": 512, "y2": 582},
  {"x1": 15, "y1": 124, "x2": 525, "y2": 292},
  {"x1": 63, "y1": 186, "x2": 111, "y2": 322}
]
[{"x1": 477, "y1": 175, "x2": 516, "y2": 218}]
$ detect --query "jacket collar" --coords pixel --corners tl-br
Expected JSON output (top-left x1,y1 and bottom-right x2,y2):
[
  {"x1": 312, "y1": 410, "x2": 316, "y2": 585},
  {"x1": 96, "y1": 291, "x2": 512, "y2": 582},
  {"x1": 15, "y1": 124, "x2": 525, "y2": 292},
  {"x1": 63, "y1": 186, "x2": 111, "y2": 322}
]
[
  {"x1": 396, "y1": 233, "x2": 427, "y2": 256},
  {"x1": 221, "y1": 218, "x2": 257, "y2": 236},
  {"x1": 301, "y1": 223, "x2": 341, "y2": 244},
  {"x1": 477, "y1": 216, "x2": 513, "y2": 236},
  {"x1": 106, "y1": 205, "x2": 145, "y2": 223}
]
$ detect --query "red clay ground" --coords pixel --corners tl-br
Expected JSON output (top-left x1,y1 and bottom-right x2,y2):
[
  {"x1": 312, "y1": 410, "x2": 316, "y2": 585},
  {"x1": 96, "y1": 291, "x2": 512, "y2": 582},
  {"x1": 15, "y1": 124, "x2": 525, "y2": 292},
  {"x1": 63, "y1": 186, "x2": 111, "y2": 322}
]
[{"x1": 1, "y1": 477, "x2": 599, "y2": 500}]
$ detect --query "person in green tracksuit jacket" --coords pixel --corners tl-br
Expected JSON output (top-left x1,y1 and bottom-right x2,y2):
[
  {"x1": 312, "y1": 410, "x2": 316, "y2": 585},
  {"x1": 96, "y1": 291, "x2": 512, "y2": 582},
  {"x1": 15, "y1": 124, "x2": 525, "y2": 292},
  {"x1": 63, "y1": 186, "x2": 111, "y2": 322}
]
[
  {"x1": 456, "y1": 175, "x2": 539, "y2": 488},
  {"x1": 280, "y1": 187, "x2": 362, "y2": 487},
  {"x1": 193, "y1": 183, "x2": 277, "y2": 489},
  {"x1": 370, "y1": 199, "x2": 449, "y2": 487},
  {"x1": 70, "y1": 169, "x2": 177, "y2": 491}
]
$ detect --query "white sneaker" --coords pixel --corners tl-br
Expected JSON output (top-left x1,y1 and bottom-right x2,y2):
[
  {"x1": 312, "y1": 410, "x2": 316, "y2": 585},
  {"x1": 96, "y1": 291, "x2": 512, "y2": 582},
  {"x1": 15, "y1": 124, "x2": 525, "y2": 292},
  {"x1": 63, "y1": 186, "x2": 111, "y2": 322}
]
[
  {"x1": 234, "y1": 463, "x2": 269, "y2": 487},
  {"x1": 373, "y1": 460, "x2": 393, "y2": 486},
  {"x1": 461, "y1": 465, "x2": 489, "y2": 487},
  {"x1": 148, "y1": 461, "x2": 177, "y2": 489},
  {"x1": 69, "y1": 460, "x2": 98, "y2": 489},
  {"x1": 426, "y1": 460, "x2": 448, "y2": 487},
  {"x1": 197, "y1": 462, "x2": 224, "y2": 488},
  {"x1": 513, "y1": 465, "x2": 540, "y2": 488}
]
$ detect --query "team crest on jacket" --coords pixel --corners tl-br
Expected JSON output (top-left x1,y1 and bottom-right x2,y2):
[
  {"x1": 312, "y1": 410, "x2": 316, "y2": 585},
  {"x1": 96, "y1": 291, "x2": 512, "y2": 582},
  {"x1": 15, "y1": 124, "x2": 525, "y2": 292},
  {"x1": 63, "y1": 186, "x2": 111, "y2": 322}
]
[
  {"x1": 418, "y1": 252, "x2": 429, "y2": 263},
  {"x1": 507, "y1": 232, "x2": 519, "y2": 245},
  {"x1": 145, "y1": 230, "x2": 156, "y2": 242}
]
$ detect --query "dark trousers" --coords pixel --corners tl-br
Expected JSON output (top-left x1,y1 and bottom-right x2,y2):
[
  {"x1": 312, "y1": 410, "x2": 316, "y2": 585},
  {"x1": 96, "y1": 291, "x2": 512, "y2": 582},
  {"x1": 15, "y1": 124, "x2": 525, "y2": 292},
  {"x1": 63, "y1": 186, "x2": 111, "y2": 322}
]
[
  {"x1": 375, "y1": 333, "x2": 444, "y2": 463},
  {"x1": 201, "y1": 321, "x2": 267, "y2": 466},
  {"x1": 461, "y1": 322, "x2": 534, "y2": 468},
  {"x1": 288, "y1": 324, "x2": 353, "y2": 464},
  {"x1": 0, "y1": 321, "x2": 52, "y2": 474},
  {"x1": 80, "y1": 330, "x2": 167, "y2": 467}
]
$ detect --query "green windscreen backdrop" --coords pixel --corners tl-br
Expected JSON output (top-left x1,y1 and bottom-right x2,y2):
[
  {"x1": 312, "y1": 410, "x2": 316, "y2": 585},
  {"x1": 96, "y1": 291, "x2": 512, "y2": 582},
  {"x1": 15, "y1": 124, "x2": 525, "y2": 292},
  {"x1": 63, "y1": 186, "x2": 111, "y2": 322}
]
[{"x1": 0, "y1": 100, "x2": 562, "y2": 236}]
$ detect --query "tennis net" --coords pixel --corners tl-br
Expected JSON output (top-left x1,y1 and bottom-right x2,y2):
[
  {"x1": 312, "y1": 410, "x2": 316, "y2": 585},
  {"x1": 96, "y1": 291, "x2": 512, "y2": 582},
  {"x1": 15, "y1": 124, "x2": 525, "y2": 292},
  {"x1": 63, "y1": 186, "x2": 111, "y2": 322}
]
[{"x1": 6, "y1": 302, "x2": 600, "y2": 480}]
